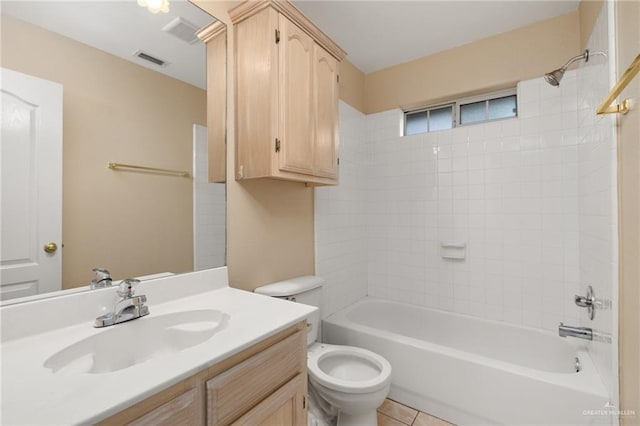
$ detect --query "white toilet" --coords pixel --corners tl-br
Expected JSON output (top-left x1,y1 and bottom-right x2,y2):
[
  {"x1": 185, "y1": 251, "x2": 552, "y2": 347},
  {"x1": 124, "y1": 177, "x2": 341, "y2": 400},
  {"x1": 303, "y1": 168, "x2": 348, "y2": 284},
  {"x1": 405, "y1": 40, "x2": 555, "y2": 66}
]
[{"x1": 255, "y1": 276, "x2": 391, "y2": 426}]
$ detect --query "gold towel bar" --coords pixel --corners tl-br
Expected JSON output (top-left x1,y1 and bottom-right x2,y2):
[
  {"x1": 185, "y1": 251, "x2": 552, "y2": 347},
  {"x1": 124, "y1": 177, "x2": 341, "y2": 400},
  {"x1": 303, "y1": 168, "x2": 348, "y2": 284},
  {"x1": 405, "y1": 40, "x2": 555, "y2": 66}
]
[
  {"x1": 597, "y1": 53, "x2": 640, "y2": 115},
  {"x1": 108, "y1": 162, "x2": 190, "y2": 178}
]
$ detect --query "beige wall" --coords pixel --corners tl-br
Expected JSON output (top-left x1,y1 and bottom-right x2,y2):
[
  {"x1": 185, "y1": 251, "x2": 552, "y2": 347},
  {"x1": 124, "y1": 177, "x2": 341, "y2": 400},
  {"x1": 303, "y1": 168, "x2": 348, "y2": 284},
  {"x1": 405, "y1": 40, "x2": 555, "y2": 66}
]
[
  {"x1": 363, "y1": 11, "x2": 581, "y2": 114},
  {"x1": 579, "y1": 0, "x2": 605, "y2": 50},
  {"x1": 194, "y1": 1, "x2": 315, "y2": 291},
  {"x1": 1, "y1": 15, "x2": 206, "y2": 288},
  {"x1": 615, "y1": 0, "x2": 640, "y2": 421},
  {"x1": 339, "y1": 60, "x2": 365, "y2": 113}
]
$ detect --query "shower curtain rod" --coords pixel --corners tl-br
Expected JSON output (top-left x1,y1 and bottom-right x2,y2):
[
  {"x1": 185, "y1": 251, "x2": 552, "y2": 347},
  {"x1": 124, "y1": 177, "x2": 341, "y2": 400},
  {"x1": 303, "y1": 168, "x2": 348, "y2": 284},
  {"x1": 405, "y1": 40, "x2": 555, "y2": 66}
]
[{"x1": 597, "y1": 53, "x2": 640, "y2": 115}]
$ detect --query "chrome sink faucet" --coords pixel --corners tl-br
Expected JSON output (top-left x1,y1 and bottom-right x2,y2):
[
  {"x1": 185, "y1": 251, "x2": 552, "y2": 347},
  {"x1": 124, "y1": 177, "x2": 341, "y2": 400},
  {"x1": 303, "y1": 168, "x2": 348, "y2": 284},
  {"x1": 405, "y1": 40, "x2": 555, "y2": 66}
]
[
  {"x1": 94, "y1": 279, "x2": 149, "y2": 328},
  {"x1": 90, "y1": 268, "x2": 113, "y2": 289}
]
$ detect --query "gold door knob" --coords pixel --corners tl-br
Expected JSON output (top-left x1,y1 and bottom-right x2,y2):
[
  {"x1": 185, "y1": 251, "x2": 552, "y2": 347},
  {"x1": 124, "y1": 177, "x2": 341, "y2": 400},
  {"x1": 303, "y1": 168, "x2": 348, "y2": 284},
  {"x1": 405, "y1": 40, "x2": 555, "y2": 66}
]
[{"x1": 43, "y1": 242, "x2": 58, "y2": 253}]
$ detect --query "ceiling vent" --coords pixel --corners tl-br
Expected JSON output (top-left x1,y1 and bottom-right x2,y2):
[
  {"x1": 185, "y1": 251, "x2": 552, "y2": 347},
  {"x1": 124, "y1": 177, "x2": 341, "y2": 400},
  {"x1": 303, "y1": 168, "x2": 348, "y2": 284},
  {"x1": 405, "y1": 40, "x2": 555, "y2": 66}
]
[
  {"x1": 162, "y1": 17, "x2": 200, "y2": 44},
  {"x1": 134, "y1": 50, "x2": 168, "y2": 67}
]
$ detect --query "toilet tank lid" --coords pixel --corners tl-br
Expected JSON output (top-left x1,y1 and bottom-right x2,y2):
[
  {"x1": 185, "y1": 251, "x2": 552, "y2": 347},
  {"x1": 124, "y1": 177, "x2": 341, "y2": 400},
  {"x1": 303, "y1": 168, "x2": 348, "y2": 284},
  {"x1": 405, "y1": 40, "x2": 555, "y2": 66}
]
[{"x1": 254, "y1": 275, "x2": 324, "y2": 297}]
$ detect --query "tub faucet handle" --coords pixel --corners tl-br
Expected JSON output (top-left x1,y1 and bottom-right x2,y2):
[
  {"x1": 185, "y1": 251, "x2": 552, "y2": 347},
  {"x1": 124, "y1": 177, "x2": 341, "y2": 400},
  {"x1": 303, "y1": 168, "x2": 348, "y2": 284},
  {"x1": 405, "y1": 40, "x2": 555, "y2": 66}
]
[{"x1": 574, "y1": 285, "x2": 595, "y2": 320}]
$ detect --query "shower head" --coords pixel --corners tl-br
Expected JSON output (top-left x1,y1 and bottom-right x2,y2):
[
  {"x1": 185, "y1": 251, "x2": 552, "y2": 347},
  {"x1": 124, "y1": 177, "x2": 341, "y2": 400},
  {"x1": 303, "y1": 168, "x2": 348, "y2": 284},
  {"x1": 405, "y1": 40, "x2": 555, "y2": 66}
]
[
  {"x1": 544, "y1": 69, "x2": 565, "y2": 86},
  {"x1": 544, "y1": 49, "x2": 590, "y2": 86}
]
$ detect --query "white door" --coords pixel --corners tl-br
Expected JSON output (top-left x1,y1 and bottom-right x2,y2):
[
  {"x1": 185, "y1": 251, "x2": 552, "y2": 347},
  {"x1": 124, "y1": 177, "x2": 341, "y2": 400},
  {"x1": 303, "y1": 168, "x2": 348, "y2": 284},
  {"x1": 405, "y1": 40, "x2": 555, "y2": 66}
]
[{"x1": 1, "y1": 68, "x2": 63, "y2": 300}]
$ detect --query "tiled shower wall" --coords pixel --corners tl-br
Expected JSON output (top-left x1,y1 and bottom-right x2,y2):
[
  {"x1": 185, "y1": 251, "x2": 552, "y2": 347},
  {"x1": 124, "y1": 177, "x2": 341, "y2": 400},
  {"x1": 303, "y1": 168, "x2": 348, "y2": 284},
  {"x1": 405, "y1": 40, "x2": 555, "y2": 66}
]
[
  {"x1": 193, "y1": 124, "x2": 226, "y2": 271},
  {"x1": 319, "y1": 61, "x2": 615, "y2": 331},
  {"x1": 315, "y1": 102, "x2": 368, "y2": 318},
  {"x1": 365, "y1": 72, "x2": 587, "y2": 331},
  {"x1": 577, "y1": 2, "x2": 618, "y2": 406},
  {"x1": 316, "y1": 2, "x2": 617, "y2": 410}
]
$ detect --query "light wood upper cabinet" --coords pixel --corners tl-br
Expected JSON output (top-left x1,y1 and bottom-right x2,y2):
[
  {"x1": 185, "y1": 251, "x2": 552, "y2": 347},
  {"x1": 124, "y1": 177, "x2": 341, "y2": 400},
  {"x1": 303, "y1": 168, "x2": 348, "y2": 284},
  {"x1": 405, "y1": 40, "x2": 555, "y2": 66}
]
[
  {"x1": 230, "y1": 0, "x2": 346, "y2": 186},
  {"x1": 313, "y1": 44, "x2": 339, "y2": 179},
  {"x1": 198, "y1": 22, "x2": 227, "y2": 184},
  {"x1": 278, "y1": 15, "x2": 315, "y2": 176}
]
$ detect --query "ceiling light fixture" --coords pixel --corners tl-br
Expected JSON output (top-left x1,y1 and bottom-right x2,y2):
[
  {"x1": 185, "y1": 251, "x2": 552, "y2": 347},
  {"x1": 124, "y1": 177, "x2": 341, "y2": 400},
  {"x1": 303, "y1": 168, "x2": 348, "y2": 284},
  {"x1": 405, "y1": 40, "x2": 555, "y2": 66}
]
[{"x1": 137, "y1": 0, "x2": 169, "y2": 14}]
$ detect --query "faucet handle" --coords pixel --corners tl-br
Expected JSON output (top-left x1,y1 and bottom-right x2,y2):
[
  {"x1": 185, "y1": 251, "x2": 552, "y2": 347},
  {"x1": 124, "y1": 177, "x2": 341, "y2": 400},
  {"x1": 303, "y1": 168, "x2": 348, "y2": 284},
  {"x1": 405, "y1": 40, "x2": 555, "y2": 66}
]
[
  {"x1": 91, "y1": 268, "x2": 111, "y2": 278},
  {"x1": 91, "y1": 268, "x2": 113, "y2": 289},
  {"x1": 574, "y1": 285, "x2": 595, "y2": 320},
  {"x1": 117, "y1": 278, "x2": 141, "y2": 298},
  {"x1": 93, "y1": 267, "x2": 111, "y2": 277}
]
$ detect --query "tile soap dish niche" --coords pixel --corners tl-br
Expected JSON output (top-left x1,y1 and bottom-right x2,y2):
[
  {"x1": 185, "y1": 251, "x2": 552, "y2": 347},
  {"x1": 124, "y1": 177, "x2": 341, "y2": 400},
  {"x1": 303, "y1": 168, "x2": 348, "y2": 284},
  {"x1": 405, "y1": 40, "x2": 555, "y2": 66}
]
[{"x1": 440, "y1": 242, "x2": 466, "y2": 260}]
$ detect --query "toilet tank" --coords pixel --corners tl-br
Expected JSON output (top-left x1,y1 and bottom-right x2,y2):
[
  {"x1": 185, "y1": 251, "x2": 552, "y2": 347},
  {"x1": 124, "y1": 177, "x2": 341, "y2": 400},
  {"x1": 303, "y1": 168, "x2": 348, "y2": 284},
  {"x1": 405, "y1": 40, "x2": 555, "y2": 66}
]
[{"x1": 254, "y1": 276, "x2": 324, "y2": 346}]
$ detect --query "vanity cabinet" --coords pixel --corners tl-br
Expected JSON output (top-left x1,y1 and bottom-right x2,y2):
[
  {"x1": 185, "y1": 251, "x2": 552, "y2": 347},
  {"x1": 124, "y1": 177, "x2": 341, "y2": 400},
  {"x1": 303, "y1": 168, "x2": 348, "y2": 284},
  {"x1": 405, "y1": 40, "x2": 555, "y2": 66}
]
[
  {"x1": 97, "y1": 322, "x2": 307, "y2": 426},
  {"x1": 206, "y1": 330, "x2": 305, "y2": 424},
  {"x1": 127, "y1": 389, "x2": 198, "y2": 426},
  {"x1": 230, "y1": 0, "x2": 346, "y2": 185},
  {"x1": 231, "y1": 374, "x2": 305, "y2": 425}
]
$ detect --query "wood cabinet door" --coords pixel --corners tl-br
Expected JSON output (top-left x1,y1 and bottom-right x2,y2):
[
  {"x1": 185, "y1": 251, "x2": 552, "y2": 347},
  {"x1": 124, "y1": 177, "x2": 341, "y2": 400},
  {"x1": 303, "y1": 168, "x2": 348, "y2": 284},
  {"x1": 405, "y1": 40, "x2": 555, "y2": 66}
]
[
  {"x1": 206, "y1": 331, "x2": 305, "y2": 425},
  {"x1": 231, "y1": 374, "x2": 306, "y2": 426},
  {"x1": 127, "y1": 389, "x2": 198, "y2": 426},
  {"x1": 234, "y1": 7, "x2": 279, "y2": 180},
  {"x1": 277, "y1": 14, "x2": 315, "y2": 176},
  {"x1": 205, "y1": 28, "x2": 227, "y2": 183},
  {"x1": 313, "y1": 44, "x2": 339, "y2": 179}
]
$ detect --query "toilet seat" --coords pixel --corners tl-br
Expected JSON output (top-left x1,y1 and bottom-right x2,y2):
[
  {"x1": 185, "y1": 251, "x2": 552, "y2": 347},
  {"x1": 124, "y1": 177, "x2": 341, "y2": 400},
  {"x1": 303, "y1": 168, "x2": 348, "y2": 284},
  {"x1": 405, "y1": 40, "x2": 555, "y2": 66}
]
[{"x1": 308, "y1": 344, "x2": 392, "y2": 394}]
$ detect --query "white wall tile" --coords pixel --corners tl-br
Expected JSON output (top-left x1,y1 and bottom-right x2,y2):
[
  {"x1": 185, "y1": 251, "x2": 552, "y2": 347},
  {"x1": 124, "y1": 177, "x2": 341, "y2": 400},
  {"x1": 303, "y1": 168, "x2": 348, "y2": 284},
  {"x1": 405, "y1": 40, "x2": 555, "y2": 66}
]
[
  {"x1": 315, "y1": 102, "x2": 369, "y2": 318},
  {"x1": 315, "y1": 8, "x2": 617, "y2": 407},
  {"x1": 575, "y1": 2, "x2": 618, "y2": 408},
  {"x1": 193, "y1": 126, "x2": 226, "y2": 271},
  {"x1": 332, "y1": 68, "x2": 599, "y2": 335}
]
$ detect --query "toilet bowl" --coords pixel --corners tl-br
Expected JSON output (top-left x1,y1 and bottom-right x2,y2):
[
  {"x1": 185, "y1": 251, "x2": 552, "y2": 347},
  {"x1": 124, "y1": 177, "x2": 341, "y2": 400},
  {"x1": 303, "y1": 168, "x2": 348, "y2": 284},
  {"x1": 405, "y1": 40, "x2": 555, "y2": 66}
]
[
  {"x1": 254, "y1": 276, "x2": 392, "y2": 426},
  {"x1": 308, "y1": 343, "x2": 391, "y2": 426}
]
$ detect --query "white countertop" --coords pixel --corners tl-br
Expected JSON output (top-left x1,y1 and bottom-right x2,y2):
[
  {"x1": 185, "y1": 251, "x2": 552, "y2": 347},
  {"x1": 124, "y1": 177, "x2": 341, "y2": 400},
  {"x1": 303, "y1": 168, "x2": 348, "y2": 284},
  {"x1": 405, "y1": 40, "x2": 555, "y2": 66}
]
[{"x1": 1, "y1": 268, "x2": 315, "y2": 425}]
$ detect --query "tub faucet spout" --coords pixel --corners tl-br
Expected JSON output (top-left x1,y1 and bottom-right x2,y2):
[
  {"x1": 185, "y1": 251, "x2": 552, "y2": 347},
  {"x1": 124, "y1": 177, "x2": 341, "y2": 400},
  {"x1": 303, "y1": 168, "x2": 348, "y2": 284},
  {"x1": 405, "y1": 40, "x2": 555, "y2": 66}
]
[{"x1": 558, "y1": 323, "x2": 593, "y2": 340}]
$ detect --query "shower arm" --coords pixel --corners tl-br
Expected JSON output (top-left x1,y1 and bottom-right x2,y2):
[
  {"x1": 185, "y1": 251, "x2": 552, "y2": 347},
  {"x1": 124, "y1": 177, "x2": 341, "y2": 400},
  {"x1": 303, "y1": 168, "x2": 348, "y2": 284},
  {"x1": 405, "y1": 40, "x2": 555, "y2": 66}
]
[{"x1": 559, "y1": 50, "x2": 590, "y2": 71}]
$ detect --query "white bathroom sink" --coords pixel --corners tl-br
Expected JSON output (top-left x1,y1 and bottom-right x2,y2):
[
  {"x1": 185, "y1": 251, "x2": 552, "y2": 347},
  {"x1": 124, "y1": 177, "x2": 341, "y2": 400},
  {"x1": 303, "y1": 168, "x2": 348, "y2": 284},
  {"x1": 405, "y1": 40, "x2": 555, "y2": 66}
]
[{"x1": 44, "y1": 309, "x2": 229, "y2": 374}]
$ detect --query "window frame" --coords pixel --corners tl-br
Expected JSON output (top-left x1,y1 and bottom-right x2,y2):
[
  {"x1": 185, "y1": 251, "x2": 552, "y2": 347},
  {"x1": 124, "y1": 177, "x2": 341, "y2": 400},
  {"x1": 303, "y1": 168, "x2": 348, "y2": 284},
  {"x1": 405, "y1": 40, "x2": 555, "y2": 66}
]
[
  {"x1": 403, "y1": 88, "x2": 517, "y2": 136},
  {"x1": 403, "y1": 103, "x2": 455, "y2": 136},
  {"x1": 456, "y1": 88, "x2": 517, "y2": 127}
]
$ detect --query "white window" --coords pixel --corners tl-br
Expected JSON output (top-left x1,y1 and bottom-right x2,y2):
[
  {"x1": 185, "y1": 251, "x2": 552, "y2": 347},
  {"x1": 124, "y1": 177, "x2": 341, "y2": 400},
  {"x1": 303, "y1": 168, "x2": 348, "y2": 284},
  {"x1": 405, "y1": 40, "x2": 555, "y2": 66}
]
[
  {"x1": 404, "y1": 104, "x2": 454, "y2": 136},
  {"x1": 404, "y1": 89, "x2": 517, "y2": 136}
]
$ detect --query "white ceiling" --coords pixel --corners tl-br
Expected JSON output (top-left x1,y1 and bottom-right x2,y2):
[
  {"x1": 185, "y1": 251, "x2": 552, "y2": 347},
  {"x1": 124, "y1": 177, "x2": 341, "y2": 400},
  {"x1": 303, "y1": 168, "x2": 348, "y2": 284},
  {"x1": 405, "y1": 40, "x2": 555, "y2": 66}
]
[
  {"x1": 3, "y1": 1, "x2": 581, "y2": 84},
  {"x1": 2, "y1": 0, "x2": 218, "y2": 89},
  {"x1": 294, "y1": 0, "x2": 580, "y2": 73}
]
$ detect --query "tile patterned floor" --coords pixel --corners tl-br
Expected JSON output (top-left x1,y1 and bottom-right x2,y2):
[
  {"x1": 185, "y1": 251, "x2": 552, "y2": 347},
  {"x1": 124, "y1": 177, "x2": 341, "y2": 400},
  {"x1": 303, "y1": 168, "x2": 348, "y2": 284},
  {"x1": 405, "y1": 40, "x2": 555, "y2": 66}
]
[{"x1": 377, "y1": 399, "x2": 455, "y2": 426}]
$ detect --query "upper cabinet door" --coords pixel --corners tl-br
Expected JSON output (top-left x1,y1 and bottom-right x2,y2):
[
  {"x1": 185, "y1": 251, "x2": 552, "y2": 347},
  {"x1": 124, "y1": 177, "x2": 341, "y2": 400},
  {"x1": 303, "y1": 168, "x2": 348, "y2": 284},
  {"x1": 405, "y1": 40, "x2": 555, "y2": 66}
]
[
  {"x1": 230, "y1": 0, "x2": 346, "y2": 185},
  {"x1": 278, "y1": 15, "x2": 315, "y2": 176},
  {"x1": 313, "y1": 45, "x2": 339, "y2": 179}
]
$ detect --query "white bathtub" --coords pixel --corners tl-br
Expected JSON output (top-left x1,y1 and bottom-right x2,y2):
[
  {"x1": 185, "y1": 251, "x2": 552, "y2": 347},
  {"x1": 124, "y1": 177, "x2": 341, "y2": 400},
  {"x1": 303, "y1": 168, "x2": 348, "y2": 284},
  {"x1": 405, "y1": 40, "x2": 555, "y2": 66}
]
[{"x1": 322, "y1": 298, "x2": 609, "y2": 426}]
